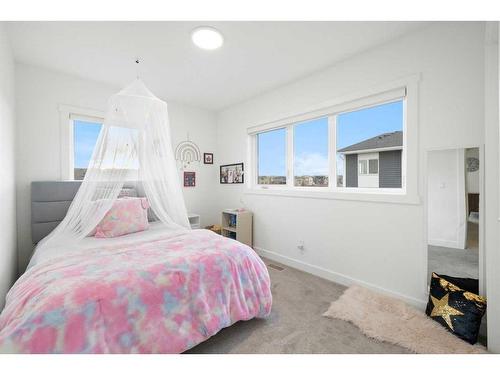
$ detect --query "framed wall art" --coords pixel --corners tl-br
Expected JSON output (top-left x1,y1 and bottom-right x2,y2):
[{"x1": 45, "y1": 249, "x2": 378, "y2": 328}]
[
  {"x1": 220, "y1": 163, "x2": 244, "y2": 184},
  {"x1": 183, "y1": 171, "x2": 196, "y2": 187},
  {"x1": 204, "y1": 153, "x2": 214, "y2": 164}
]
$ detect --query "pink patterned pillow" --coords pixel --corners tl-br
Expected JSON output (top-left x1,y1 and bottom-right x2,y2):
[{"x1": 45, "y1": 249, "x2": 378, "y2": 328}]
[{"x1": 94, "y1": 197, "x2": 150, "y2": 238}]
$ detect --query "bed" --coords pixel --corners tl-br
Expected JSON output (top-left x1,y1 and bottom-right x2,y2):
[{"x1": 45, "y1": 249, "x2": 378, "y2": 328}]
[{"x1": 0, "y1": 181, "x2": 272, "y2": 353}]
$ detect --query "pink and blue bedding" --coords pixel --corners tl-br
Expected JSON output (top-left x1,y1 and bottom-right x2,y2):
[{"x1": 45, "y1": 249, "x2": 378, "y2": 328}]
[{"x1": 0, "y1": 228, "x2": 272, "y2": 353}]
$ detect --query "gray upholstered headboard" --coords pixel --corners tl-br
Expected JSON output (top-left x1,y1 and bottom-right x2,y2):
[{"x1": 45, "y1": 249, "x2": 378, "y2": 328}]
[{"x1": 31, "y1": 181, "x2": 143, "y2": 244}]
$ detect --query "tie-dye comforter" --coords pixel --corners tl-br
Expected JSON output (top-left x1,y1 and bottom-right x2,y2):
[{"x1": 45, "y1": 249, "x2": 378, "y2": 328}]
[{"x1": 0, "y1": 229, "x2": 272, "y2": 353}]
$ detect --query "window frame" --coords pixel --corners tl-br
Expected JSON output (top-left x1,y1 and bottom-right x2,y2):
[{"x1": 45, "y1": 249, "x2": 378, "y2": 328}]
[
  {"x1": 358, "y1": 160, "x2": 368, "y2": 175},
  {"x1": 358, "y1": 157, "x2": 379, "y2": 176},
  {"x1": 256, "y1": 127, "x2": 289, "y2": 186},
  {"x1": 59, "y1": 105, "x2": 104, "y2": 180},
  {"x1": 292, "y1": 118, "x2": 330, "y2": 188},
  {"x1": 369, "y1": 159, "x2": 379, "y2": 175},
  {"x1": 251, "y1": 121, "x2": 332, "y2": 191},
  {"x1": 246, "y1": 75, "x2": 420, "y2": 204}
]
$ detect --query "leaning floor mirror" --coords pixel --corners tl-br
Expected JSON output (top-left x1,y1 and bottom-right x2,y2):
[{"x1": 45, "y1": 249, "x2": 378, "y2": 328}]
[{"x1": 426, "y1": 147, "x2": 486, "y2": 343}]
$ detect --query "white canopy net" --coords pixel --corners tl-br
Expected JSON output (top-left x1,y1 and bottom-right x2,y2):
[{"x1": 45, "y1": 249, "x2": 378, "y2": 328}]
[{"x1": 33, "y1": 79, "x2": 190, "y2": 260}]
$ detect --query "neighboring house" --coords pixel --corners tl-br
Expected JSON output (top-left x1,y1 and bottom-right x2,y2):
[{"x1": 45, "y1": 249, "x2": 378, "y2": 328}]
[
  {"x1": 74, "y1": 168, "x2": 87, "y2": 180},
  {"x1": 338, "y1": 131, "x2": 403, "y2": 188}
]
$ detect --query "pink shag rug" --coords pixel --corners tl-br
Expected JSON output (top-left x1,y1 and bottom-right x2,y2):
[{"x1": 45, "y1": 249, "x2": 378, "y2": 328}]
[{"x1": 323, "y1": 285, "x2": 487, "y2": 354}]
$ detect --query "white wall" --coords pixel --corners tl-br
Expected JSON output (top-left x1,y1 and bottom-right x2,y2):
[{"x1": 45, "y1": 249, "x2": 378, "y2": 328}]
[
  {"x1": 15, "y1": 63, "x2": 218, "y2": 273},
  {"x1": 0, "y1": 25, "x2": 17, "y2": 308},
  {"x1": 215, "y1": 22, "x2": 486, "y2": 307},
  {"x1": 427, "y1": 149, "x2": 467, "y2": 249},
  {"x1": 168, "y1": 103, "x2": 219, "y2": 228}
]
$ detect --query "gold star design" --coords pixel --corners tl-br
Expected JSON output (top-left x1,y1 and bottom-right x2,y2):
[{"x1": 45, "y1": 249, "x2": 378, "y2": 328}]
[{"x1": 430, "y1": 293, "x2": 464, "y2": 330}]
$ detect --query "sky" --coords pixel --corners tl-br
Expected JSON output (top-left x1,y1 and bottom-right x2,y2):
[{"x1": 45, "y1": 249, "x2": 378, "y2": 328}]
[
  {"x1": 75, "y1": 100, "x2": 403, "y2": 175},
  {"x1": 74, "y1": 120, "x2": 102, "y2": 168},
  {"x1": 257, "y1": 100, "x2": 403, "y2": 176}
]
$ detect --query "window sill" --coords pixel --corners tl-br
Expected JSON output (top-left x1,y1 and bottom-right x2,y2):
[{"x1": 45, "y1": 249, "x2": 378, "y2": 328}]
[{"x1": 244, "y1": 187, "x2": 421, "y2": 205}]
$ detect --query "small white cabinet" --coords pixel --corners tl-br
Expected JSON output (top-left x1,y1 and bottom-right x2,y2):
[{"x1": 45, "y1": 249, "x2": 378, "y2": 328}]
[{"x1": 221, "y1": 210, "x2": 253, "y2": 247}]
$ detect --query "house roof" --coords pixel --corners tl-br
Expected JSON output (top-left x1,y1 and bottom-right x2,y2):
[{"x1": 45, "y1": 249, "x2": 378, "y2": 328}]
[{"x1": 338, "y1": 131, "x2": 403, "y2": 153}]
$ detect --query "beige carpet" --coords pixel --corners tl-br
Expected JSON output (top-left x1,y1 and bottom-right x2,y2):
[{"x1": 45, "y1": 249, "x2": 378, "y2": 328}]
[
  {"x1": 187, "y1": 259, "x2": 410, "y2": 353},
  {"x1": 323, "y1": 285, "x2": 487, "y2": 354}
]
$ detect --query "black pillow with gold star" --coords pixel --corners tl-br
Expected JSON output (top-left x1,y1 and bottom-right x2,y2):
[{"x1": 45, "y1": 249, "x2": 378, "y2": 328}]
[{"x1": 426, "y1": 273, "x2": 486, "y2": 344}]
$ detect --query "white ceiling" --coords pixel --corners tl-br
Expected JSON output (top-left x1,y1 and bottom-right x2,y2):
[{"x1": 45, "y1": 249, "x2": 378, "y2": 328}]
[{"x1": 7, "y1": 21, "x2": 428, "y2": 111}]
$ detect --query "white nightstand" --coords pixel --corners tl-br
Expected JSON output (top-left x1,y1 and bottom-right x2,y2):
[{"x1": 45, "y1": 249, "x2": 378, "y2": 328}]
[{"x1": 188, "y1": 214, "x2": 200, "y2": 229}]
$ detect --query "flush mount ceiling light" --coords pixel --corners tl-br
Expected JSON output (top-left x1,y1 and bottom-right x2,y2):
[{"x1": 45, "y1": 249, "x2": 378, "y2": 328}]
[{"x1": 191, "y1": 27, "x2": 224, "y2": 50}]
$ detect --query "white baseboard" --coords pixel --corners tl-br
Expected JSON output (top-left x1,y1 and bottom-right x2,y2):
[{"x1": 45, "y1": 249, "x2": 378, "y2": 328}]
[
  {"x1": 254, "y1": 246, "x2": 427, "y2": 309},
  {"x1": 428, "y1": 238, "x2": 463, "y2": 249}
]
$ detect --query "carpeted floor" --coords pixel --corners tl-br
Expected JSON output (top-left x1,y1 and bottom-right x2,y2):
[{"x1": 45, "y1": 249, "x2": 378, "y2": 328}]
[
  {"x1": 427, "y1": 222, "x2": 479, "y2": 281},
  {"x1": 186, "y1": 258, "x2": 409, "y2": 354},
  {"x1": 427, "y1": 245, "x2": 478, "y2": 280}
]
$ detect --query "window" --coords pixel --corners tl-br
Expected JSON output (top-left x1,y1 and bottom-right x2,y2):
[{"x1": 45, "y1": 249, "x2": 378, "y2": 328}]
[
  {"x1": 337, "y1": 100, "x2": 403, "y2": 188},
  {"x1": 73, "y1": 118, "x2": 103, "y2": 180},
  {"x1": 359, "y1": 160, "x2": 368, "y2": 175},
  {"x1": 359, "y1": 158, "x2": 379, "y2": 175},
  {"x1": 249, "y1": 84, "x2": 410, "y2": 197},
  {"x1": 369, "y1": 159, "x2": 379, "y2": 174},
  {"x1": 257, "y1": 128, "x2": 287, "y2": 185},
  {"x1": 294, "y1": 117, "x2": 329, "y2": 187}
]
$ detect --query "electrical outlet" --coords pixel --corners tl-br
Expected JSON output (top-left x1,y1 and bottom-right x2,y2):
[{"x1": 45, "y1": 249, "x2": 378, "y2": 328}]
[{"x1": 297, "y1": 240, "x2": 305, "y2": 252}]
